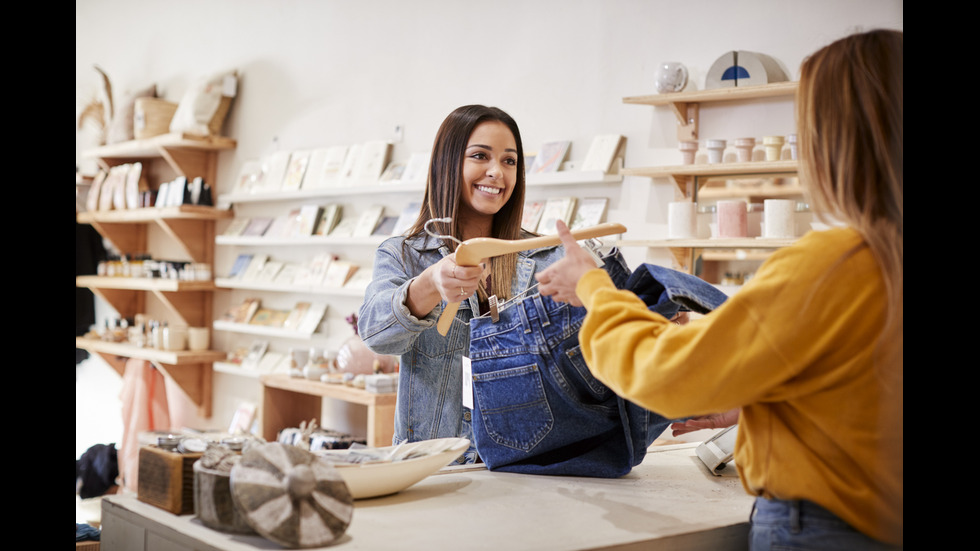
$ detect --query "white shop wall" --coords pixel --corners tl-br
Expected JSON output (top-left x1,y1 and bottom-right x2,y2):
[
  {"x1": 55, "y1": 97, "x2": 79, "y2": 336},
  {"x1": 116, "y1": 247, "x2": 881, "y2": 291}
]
[{"x1": 75, "y1": 0, "x2": 903, "y2": 441}]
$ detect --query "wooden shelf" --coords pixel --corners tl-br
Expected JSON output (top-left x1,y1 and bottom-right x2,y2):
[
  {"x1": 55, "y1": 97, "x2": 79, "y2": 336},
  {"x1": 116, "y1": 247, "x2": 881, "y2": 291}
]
[
  {"x1": 77, "y1": 276, "x2": 214, "y2": 327},
  {"x1": 259, "y1": 373, "x2": 396, "y2": 447},
  {"x1": 623, "y1": 81, "x2": 797, "y2": 143},
  {"x1": 76, "y1": 337, "x2": 222, "y2": 417},
  {"x1": 624, "y1": 160, "x2": 798, "y2": 196},
  {"x1": 77, "y1": 134, "x2": 235, "y2": 420},
  {"x1": 698, "y1": 182, "x2": 804, "y2": 200},
  {"x1": 623, "y1": 81, "x2": 798, "y2": 107},
  {"x1": 618, "y1": 237, "x2": 797, "y2": 249},
  {"x1": 77, "y1": 275, "x2": 215, "y2": 292}
]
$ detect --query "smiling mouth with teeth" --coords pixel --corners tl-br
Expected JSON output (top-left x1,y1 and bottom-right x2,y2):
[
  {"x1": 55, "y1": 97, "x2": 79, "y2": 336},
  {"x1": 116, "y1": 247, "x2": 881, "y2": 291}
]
[{"x1": 476, "y1": 185, "x2": 501, "y2": 195}]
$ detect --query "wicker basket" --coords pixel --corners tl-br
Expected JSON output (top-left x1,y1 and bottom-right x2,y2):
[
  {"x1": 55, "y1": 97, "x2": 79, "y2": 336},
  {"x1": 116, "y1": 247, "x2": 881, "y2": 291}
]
[{"x1": 134, "y1": 98, "x2": 178, "y2": 140}]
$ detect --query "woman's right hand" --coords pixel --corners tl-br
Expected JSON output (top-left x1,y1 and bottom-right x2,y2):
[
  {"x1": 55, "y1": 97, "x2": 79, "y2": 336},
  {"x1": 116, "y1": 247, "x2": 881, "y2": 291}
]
[
  {"x1": 430, "y1": 253, "x2": 485, "y2": 303},
  {"x1": 406, "y1": 253, "x2": 486, "y2": 318}
]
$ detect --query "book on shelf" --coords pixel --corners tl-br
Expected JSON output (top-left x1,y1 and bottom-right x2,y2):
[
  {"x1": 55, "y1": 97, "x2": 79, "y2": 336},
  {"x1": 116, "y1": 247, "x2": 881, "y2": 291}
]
[
  {"x1": 296, "y1": 302, "x2": 329, "y2": 335},
  {"x1": 242, "y1": 340, "x2": 269, "y2": 370},
  {"x1": 293, "y1": 253, "x2": 336, "y2": 287},
  {"x1": 166, "y1": 176, "x2": 188, "y2": 207},
  {"x1": 234, "y1": 160, "x2": 265, "y2": 194},
  {"x1": 522, "y1": 200, "x2": 546, "y2": 233},
  {"x1": 228, "y1": 401, "x2": 258, "y2": 435},
  {"x1": 313, "y1": 204, "x2": 343, "y2": 236},
  {"x1": 350, "y1": 140, "x2": 392, "y2": 183},
  {"x1": 580, "y1": 134, "x2": 626, "y2": 173},
  {"x1": 379, "y1": 162, "x2": 406, "y2": 182},
  {"x1": 372, "y1": 216, "x2": 398, "y2": 237},
  {"x1": 264, "y1": 211, "x2": 297, "y2": 239},
  {"x1": 257, "y1": 351, "x2": 287, "y2": 374},
  {"x1": 296, "y1": 204, "x2": 323, "y2": 237},
  {"x1": 125, "y1": 162, "x2": 145, "y2": 209},
  {"x1": 223, "y1": 298, "x2": 262, "y2": 324},
  {"x1": 272, "y1": 263, "x2": 300, "y2": 285},
  {"x1": 99, "y1": 165, "x2": 123, "y2": 210},
  {"x1": 280, "y1": 150, "x2": 312, "y2": 191},
  {"x1": 249, "y1": 308, "x2": 290, "y2": 327},
  {"x1": 304, "y1": 145, "x2": 350, "y2": 189},
  {"x1": 259, "y1": 150, "x2": 292, "y2": 192},
  {"x1": 569, "y1": 197, "x2": 609, "y2": 230},
  {"x1": 343, "y1": 269, "x2": 373, "y2": 292},
  {"x1": 222, "y1": 218, "x2": 252, "y2": 237},
  {"x1": 328, "y1": 217, "x2": 357, "y2": 239},
  {"x1": 400, "y1": 151, "x2": 431, "y2": 184},
  {"x1": 528, "y1": 140, "x2": 571, "y2": 174},
  {"x1": 240, "y1": 254, "x2": 269, "y2": 281},
  {"x1": 281, "y1": 301, "x2": 311, "y2": 331},
  {"x1": 391, "y1": 201, "x2": 422, "y2": 237},
  {"x1": 85, "y1": 170, "x2": 107, "y2": 212},
  {"x1": 352, "y1": 205, "x2": 385, "y2": 237},
  {"x1": 242, "y1": 217, "x2": 274, "y2": 237},
  {"x1": 537, "y1": 196, "x2": 578, "y2": 235},
  {"x1": 338, "y1": 144, "x2": 361, "y2": 185},
  {"x1": 255, "y1": 260, "x2": 285, "y2": 282},
  {"x1": 228, "y1": 253, "x2": 254, "y2": 278},
  {"x1": 322, "y1": 260, "x2": 358, "y2": 288}
]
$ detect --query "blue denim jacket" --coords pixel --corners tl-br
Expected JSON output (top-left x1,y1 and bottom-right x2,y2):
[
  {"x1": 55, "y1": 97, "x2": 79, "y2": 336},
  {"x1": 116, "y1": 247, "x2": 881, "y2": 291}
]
[{"x1": 357, "y1": 231, "x2": 565, "y2": 455}]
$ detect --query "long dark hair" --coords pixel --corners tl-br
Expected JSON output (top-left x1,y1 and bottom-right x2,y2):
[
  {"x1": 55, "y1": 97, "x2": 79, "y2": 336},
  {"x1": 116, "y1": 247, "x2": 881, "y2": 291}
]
[{"x1": 405, "y1": 104, "x2": 527, "y2": 300}]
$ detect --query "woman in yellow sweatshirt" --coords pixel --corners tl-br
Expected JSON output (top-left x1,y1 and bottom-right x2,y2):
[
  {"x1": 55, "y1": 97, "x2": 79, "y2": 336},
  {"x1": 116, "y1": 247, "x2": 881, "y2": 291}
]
[{"x1": 535, "y1": 29, "x2": 902, "y2": 550}]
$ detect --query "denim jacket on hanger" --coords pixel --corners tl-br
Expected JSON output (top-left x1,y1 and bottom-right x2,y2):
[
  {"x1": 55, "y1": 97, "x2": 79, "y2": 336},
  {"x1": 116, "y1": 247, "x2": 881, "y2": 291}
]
[
  {"x1": 468, "y1": 258, "x2": 729, "y2": 477},
  {"x1": 357, "y1": 231, "x2": 566, "y2": 461}
]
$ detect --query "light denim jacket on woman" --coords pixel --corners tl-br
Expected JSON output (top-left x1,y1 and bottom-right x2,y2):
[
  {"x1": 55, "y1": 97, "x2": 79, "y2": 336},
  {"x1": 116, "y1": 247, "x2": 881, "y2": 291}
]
[{"x1": 357, "y1": 230, "x2": 564, "y2": 459}]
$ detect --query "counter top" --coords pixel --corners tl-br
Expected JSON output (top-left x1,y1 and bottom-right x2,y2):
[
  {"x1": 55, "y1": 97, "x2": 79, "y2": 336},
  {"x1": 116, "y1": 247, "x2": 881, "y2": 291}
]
[{"x1": 101, "y1": 443, "x2": 754, "y2": 551}]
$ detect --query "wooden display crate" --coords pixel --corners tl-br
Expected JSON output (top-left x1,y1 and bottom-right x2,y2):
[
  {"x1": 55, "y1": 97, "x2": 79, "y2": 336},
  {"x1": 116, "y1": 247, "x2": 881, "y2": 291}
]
[{"x1": 137, "y1": 445, "x2": 202, "y2": 515}]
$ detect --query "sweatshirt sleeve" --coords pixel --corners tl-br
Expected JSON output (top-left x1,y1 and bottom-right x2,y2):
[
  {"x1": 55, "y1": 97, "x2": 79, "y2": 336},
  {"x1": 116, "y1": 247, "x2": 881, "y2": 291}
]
[{"x1": 574, "y1": 262, "x2": 802, "y2": 419}]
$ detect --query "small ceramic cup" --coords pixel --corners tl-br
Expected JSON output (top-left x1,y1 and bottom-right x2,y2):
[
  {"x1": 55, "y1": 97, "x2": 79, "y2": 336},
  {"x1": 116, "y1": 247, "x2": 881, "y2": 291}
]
[
  {"x1": 679, "y1": 141, "x2": 699, "y2": 164},
  {"x1": 734, "y1": 137, "x2": 756, "y2": 162},
  {"x1": 763, "y1": 136, "x2": 785, "y2": 161},
  {"x1": 706, "y1": 139, "x2": 727, "y2": 164}
]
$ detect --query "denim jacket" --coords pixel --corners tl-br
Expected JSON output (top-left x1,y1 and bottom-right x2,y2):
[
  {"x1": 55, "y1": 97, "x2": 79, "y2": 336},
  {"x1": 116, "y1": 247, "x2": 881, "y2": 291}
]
[{"x1": 357, "y1": 231, "x2": 565, "y2": 454}]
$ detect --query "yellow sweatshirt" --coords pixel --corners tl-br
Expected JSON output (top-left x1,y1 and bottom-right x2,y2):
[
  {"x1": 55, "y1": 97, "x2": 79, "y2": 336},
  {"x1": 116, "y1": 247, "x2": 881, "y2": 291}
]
[{"x1": 576, "y1": 227, "x2": 903, "y2": 546}]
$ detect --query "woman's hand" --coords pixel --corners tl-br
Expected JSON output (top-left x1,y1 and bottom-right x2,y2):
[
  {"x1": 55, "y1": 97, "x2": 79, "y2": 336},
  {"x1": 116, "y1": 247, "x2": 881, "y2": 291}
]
[
  {"x1": 535, "y1": 220, "x2": 600, "y2": 307},
  {"x1": 670, "y1": 408, "x2": 741, "y2": 437},
  {"x1": 431, "y1": 253, "x2": 485, "y2": 302},
  {"x1": 406, "y1": 253, "x2": 486, "y2": 318}
]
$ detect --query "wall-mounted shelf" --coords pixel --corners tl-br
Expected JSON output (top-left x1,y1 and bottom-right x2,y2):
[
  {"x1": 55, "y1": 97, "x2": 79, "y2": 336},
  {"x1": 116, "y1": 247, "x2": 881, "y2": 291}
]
[
  {"x1": 623, "y1": 81, "x2": 798, "y2": 141},
  {"x1": 214, "y1": 277, "x2": 366, "y2": 297},
  {"x1": 623, "y1": 160, "x2": 798, "y2": 197},
  {"x1": 218, "y1": 170, "x2": 622, "y2": 205},
  {"x1": 75, "y1": 336, "x2": 224, "y2": 417},
  {"x1": 77, "y1": 134, "x2": 235, "y2": 419},
  {"x1": 260, "y1": 373, "x2": 396, "y2": 448},
  {"x1": 212, "y1": 320, "x2": 328, "y2": 340},
  {"x1": 215, "y1": 235, "x2": 386, "y2": 247}
]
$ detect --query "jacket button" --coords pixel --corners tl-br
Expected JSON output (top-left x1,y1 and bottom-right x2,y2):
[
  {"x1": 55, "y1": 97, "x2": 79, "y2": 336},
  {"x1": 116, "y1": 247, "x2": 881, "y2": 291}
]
[{"x1": 463, "y1": 410, "x2": 471, "y2": 421}]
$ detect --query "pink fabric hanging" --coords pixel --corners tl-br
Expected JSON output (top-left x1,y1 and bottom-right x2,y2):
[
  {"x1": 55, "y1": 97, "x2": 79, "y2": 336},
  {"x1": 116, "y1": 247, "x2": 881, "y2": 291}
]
[{"x1": 118, "y1": 358, "x2": 170, "y2": 493}]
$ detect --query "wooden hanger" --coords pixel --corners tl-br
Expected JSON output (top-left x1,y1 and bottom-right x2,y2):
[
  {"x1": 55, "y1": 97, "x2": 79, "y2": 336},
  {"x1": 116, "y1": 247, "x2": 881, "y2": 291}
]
[{"x1": 436, "y1": 222, "x2": 626, "y2": 336}]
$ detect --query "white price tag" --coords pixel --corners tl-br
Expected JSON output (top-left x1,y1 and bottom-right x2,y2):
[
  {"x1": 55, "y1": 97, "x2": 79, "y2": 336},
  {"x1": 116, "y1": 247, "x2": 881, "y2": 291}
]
[{"x1": 461, "y1": 356, "x2": 473, "y2": 409}]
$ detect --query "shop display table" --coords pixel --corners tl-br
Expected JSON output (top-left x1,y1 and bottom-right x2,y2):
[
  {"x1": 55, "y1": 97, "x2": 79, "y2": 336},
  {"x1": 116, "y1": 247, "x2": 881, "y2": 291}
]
[{"x1": 100, "y1": 443, "x2": 754, "y2": 551}]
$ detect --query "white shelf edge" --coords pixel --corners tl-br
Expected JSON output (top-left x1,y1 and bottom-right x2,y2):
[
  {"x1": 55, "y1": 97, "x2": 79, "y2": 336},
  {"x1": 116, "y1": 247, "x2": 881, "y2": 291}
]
[
  {"x1": 212, "y1": 320, "x2": 331, "y2": 340},
  {"x1": 214, "y1": 278, "x2": 367, "y2": 297},
  {"x1": 215, "y1": 235, "x2": 387, "y2": 247},
  {"x1": 218, "y1": 171, "x2": 622, "y2": 205},
  {"x1": 213, "y1": 361, "x2": 262, "y2": 378}
]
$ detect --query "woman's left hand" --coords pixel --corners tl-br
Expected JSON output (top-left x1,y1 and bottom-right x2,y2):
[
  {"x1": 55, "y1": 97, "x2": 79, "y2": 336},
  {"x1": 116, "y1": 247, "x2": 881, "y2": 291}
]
[{"x1": 535, "y1": 220, "x2": 601, "y2": 307}]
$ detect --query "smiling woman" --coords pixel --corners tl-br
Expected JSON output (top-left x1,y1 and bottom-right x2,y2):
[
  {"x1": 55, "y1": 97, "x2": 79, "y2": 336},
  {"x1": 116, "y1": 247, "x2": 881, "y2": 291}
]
[{"x1": 356, "y1": 105, "x2": 568, "y2": 463}]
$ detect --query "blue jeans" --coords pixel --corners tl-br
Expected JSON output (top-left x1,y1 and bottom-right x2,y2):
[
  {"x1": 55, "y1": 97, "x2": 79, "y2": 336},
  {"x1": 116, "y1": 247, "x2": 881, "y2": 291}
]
[
  {"x1": 750, "y1": 498, "x2": 902, "y2": 550},
  {"x1": 468, "y1": 257, "x2": 728, "y2": 477}
]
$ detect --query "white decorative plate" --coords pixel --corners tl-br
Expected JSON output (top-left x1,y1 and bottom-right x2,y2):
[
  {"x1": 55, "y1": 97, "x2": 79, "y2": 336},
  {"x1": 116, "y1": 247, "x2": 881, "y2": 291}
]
[{"x1": 315, "y1": 437, "x2": 469, "y2": 499}]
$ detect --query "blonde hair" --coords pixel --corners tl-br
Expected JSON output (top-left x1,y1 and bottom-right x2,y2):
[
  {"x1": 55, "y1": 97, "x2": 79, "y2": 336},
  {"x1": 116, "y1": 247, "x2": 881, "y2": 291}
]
[{"x1": 797, "y1": 29, "x2": 903, "y2": 345}]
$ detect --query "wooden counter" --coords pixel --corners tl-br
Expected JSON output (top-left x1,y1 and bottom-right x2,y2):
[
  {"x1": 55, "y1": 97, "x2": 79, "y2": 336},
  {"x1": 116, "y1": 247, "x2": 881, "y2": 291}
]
[{"x1": 100, "y1": 443, "x2": 754, "y2": 550}]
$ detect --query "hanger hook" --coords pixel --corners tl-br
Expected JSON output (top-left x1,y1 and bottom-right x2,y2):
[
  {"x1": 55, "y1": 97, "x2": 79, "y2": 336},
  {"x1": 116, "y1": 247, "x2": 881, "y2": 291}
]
[{"x1": 423, "y1": 217, "x2": 463, "y2": 247}]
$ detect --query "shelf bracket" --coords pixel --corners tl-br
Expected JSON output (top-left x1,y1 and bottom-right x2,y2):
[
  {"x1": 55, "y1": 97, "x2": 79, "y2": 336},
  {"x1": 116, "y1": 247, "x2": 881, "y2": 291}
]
[
  {"x1": 152, "y1": 289, "x2": 212, "y2": 327},
  {"x1": 151, "y1": 360, "x2": 213, "y2": 418},
  {"x1": 669, "y1": 101, "x2": 699, "y2": 142},
  {"x1": 668, "y1": 247, "x2": 695, "y2": 274}
]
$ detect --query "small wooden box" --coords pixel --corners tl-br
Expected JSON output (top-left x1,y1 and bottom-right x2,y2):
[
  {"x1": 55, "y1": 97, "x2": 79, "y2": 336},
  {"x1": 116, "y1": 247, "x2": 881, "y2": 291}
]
[{"x1": 137, "y1": 445, "x2": 202, "y2": 515}]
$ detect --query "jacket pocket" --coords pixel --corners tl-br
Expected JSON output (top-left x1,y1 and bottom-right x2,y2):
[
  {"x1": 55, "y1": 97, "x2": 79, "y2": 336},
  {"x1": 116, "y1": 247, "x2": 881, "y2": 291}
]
[{"x1": 472, "y1": 363, "x2": 553, "y2": 452}]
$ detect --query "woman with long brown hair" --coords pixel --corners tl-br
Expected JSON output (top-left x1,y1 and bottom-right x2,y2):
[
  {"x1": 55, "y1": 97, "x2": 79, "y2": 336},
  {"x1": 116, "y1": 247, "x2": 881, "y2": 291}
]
[
  {"x1": 358, "y1": 105, "x2": 566, "y2": 462},
  {"x1": 536, "y1": 29, "x2": 903, "y2": 549}
]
